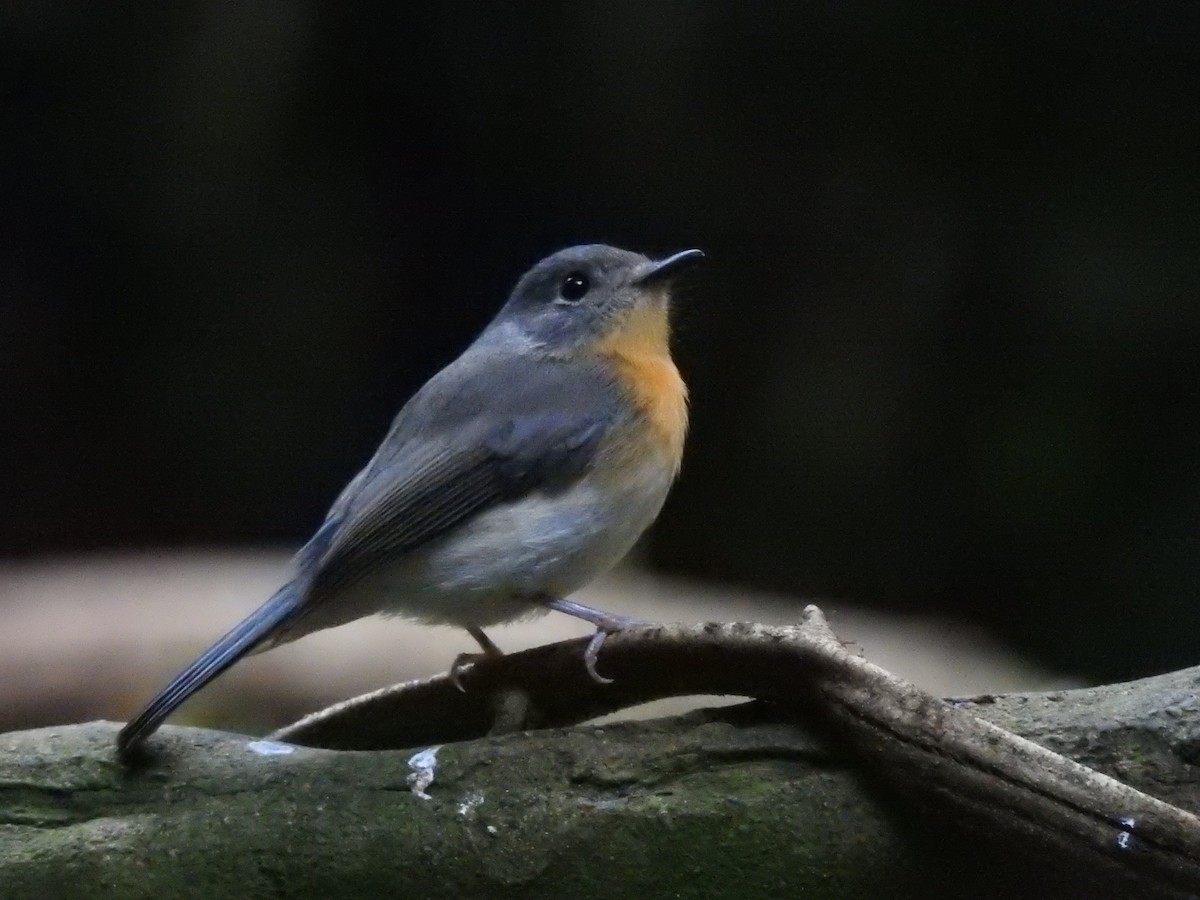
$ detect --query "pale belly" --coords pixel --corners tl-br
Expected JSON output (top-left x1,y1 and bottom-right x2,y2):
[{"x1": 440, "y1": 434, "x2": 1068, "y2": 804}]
[{"x1": 339, "y1": 452, "x2": 677, "y2": 628}]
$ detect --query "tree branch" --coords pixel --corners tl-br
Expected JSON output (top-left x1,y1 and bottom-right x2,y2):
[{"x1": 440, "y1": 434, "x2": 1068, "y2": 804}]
[{"x1": 5, "y1": 606, "x2": 1199, "y2": 898}]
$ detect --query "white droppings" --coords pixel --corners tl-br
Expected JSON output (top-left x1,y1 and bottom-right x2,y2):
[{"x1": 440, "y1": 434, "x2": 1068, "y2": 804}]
[
  {"x1": 1115, "y1": 815, "x2": 1136, "y2": 850},
  {"x1": 583, "y1": 798, "x2": 624, "y2": 811},
  {"x1": 407, "y1": 746, "x2": 441, "y2": 800},
  {"x1": 247, "y1": 740, "x2": 295, "y2": 756},
  {"x1": 457, "y1": 791, "x2": 485, "y2": 817}
]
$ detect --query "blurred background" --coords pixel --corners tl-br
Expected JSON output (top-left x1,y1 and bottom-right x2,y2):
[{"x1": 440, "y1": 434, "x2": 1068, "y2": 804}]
[{"x1": 3, "y1": 3, "x2": 1198, "y2": 736}]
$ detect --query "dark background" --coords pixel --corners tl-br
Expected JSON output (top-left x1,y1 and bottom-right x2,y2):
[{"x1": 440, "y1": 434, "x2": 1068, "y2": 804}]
[{"x1": 3, "y1": 3, "x2": 1199, "y2": 681}]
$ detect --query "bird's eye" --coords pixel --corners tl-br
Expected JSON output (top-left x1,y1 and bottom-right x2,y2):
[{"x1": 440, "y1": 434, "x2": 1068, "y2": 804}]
[{"x1": 559, "y1": 272, "x2": 590, "y2": 303}]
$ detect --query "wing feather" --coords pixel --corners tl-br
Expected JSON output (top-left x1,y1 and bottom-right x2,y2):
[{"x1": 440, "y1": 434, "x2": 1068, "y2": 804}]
[{"x1": 305, "y1": 413, "x2": 607, "y2": 599}]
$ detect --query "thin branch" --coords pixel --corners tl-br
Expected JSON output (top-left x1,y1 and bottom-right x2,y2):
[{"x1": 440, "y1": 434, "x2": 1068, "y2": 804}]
[{"x1": 271, "y1": 606, "x2": 1200, "y2": 896}]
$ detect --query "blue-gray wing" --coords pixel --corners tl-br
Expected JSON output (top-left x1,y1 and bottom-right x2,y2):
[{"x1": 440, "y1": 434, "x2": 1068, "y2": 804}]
[
  {"x1": 302, "y1": 411, "x2": 607, "y2": 600},
  {"x1": 290, "y1": 349, "x2": 621, "y2": 599}
]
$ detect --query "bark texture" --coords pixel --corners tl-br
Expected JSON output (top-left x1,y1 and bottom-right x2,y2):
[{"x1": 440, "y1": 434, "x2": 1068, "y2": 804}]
[{"x1": 3, "y1": 609, "x2": 1199, "y2": 899}]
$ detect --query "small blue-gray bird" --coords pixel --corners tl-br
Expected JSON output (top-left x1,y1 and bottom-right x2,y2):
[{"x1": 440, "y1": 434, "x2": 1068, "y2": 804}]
[{"x1": 116, "y1": 244, "x2": 703, "y2": 755}]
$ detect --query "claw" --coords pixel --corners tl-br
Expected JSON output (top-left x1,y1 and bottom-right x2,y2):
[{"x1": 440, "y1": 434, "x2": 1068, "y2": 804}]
[
  {"x1": 449, "y1": 652, "x2": 484, "y2": 692},
  {"x1": 583, "y1": 630, "x2": 615, "y2": 684},
  {"x1": 542, "y1": 596, "x2": 643, "y2": 684},
  {"x1": 449, "y1": 626, "x2": 505, "y2": 691}
]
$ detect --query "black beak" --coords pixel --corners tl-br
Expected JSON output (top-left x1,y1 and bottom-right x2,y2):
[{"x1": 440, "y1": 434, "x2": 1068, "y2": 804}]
[{"x1": 634, "y1": 248, "x2": 705, "y2": 287}]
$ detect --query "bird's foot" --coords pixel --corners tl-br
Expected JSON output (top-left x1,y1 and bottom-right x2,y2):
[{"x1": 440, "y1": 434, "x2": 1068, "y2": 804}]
[
  {"x1": 448, "y1": 652, "x2": 487, "y2": 691},
  {"x1": 449, "y1": 626, "x2": 504, "y2": 692},
  {"x1": 543, "y1": 597, "x2": 644, "y2": 684}
]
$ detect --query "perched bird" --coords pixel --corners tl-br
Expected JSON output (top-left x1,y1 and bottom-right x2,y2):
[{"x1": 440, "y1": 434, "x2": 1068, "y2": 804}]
[{"x1": 116, "y1": 243, "x2": 703, "y2": 756}]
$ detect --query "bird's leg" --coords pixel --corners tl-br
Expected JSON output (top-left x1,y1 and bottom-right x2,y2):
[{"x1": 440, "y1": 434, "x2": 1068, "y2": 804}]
[
  {"x1": 543, "y1": 596, "x2": 644, "y2": 684},
  {"x1": 468, "y1": 625, "x2": 502, "y2": 656},
  {"x1": 449, "y1": 626, "x2": 504, "y2": 692}
]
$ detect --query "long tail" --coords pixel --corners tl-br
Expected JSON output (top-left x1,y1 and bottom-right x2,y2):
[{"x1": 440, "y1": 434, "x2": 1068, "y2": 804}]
[{"x1": 116, "y1": 585, "x2": 302, "y2": 756}]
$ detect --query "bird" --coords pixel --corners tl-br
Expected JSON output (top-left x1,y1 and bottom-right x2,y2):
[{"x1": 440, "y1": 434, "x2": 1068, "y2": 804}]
[{"x1": 116, "y1": 243, "x2": 703, "y2": 756}]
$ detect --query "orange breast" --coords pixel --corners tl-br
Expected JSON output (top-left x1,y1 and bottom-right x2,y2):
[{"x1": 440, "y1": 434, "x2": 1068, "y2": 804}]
[{"x1": 595, "y1": 303, "x2": 689, "y2": 470}]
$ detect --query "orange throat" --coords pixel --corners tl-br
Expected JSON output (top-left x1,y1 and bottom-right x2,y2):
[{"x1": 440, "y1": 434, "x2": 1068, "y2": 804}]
[{"x1": 595, "y1": 303, "x2": 689, "y2": 470}]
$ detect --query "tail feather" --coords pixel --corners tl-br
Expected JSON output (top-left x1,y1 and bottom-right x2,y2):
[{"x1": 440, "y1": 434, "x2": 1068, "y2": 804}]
[{"x1": 116, "y1": 586, "x2": 301, "y2": 756}]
